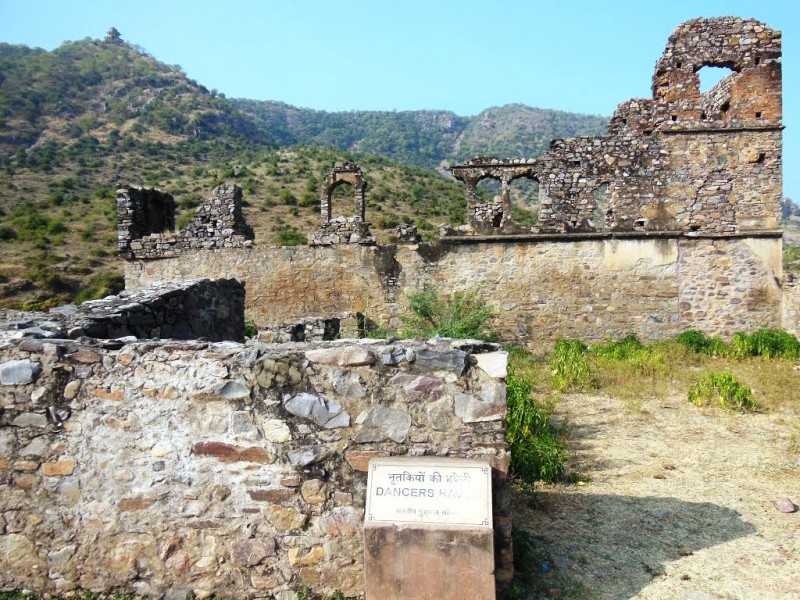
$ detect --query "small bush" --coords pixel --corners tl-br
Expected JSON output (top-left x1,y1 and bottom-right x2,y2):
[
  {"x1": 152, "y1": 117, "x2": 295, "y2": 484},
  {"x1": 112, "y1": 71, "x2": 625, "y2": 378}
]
[
  {"x1": 688, "y1": 372, "x2": 758, "y2": 412},
  {"x1": 278, "y1": 189, "x2": 298, "y2": 206},
  {"x1": 400, "y1": 287, "x2": 495, "y2": 340},
  {"x1": 592, "y1": 333, "x2": 644, "y2": 360},
  {"x1": 550, "y1": 339, "x2": 592, "y2": 392},
  {"x1": 729, "y1": 329, "x2": 800, "y2": 360},
  {"x1": 506, "y1": 348, "x2": 565, "y2": 483},
  {"x1": 275, "y1": 225, "x2": 307, "y2": 246},
  {"x1": 244, "y1": 320, "x2": 258, "y2": 338},
  {"x1": 675, "y1": 329, "x2": 729, "y2": 356}
]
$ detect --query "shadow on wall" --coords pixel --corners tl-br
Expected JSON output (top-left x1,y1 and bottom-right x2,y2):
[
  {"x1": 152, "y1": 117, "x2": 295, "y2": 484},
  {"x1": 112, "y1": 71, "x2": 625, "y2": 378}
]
[{"x1": 515, "y1": 491, "x2": 756, "y2": 598}]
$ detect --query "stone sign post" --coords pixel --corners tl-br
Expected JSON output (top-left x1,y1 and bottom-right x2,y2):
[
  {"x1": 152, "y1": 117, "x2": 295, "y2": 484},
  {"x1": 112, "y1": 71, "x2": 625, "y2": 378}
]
[{"x1": 363, "y1": 457, "x2": 495, "y2": 600}]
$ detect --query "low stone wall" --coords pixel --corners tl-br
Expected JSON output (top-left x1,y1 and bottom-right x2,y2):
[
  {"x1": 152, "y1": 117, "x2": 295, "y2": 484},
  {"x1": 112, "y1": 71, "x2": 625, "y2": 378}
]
[
  {"x1": 0, "y1": 337, "x2": 510, "y2": 598},
  {"x1": 783, "y1": 272, "x2": 800, "y2": 335},
  {"x1": 125, "y1": 235, "x2": 784, "y2": 346}
]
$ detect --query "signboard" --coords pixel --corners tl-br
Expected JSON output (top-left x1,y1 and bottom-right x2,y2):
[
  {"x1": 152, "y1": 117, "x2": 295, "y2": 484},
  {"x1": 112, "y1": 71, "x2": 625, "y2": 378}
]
[{"x1": 365, "y1": 457, "x2": 492, "y2": 528}]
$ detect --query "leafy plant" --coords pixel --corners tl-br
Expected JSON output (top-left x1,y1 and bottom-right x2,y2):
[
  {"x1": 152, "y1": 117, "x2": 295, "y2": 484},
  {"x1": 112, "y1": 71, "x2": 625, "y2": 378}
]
[
  {"x1": 688, "y1": 372, "x2": 758, "y2": 412},
  {"x1": 400, "y1": 287, "x2": 495, "y2": 340},
  {"x1": 550, "y1": 339, "x2": 592, "y2": 392}
]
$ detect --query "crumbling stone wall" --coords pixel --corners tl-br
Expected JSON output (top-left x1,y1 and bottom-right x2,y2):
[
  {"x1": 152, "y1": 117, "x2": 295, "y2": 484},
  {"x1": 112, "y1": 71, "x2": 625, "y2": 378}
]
[
  {"x1": 0, "y1": 336, "x2": 509, "y2": 598},
  {"x1": 117, "y1": 187, "x2": 175, "y2": 258},
  {"x1": 125, "y1": 234, "x2": 784, "y2": 344},
  {"x1": 451, "y1": 17, "x2": 782, "y2": 236},
  {"x1": 118, "y1": 184, "x2": 254, "y2": 260}
]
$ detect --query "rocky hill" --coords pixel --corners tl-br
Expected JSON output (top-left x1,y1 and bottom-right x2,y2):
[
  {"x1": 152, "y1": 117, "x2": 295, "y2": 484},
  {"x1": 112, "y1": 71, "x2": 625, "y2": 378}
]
[
  {"x1": 232, "y1": 100, "x2": 608, "y2": 169},
  {"x1": 0, "y1": 31, "x2": 608, "y2": 309}
]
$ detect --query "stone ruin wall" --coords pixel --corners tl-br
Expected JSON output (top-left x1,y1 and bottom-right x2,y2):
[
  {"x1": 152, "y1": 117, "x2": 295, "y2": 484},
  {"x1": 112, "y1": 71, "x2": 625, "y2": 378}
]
[
  {"x1": 451, "y1": 17, "x2": 782, "y2": 236},
  {"x1": 118, "y1": 183, "x2": 254, "y2": 260},
  {"x1": 125, "y1": 234, "x2": 787, "y2": 345},
  {"x1": 115, "y1": 17, "x2": 796, "y2": 340},
  {"x1": 0, "y1": 333, "x2": 511, "y2": 598}
]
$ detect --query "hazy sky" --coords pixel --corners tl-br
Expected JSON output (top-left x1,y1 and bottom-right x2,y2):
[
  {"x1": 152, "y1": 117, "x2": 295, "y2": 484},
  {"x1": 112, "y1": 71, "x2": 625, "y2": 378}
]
[{"x1": 1, "y1": 0, "x2": 797, "y2": 197}]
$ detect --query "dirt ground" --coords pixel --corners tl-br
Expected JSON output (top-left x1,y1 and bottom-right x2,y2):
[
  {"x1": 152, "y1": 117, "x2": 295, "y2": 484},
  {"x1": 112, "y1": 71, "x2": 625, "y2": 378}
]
[{"x1": 516, "y1": 393, "x2": 800, "y2": 600}]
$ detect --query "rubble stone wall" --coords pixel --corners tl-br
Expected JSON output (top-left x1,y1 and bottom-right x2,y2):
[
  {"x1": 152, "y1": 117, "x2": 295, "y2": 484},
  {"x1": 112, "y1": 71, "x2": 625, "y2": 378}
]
[
  {"x1": 124, "y1": 235, "x2": 785, "y2": 344},
  {"x1": 0, "y1": 338, "x2": 510, "y2": 598}
]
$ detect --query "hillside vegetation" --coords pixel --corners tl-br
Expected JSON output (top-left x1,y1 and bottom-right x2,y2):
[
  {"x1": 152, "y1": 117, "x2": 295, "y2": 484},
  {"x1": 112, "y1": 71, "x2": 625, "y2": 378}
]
[{"x1": 0, "y1": 31, "x2": 609, "y2": 308}]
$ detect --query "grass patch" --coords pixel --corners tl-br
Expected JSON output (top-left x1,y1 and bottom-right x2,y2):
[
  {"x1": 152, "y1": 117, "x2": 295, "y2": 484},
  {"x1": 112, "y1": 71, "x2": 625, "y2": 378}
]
[
  {"x1": 506, "y1": 347, "x2": 566, "y2": 483},
  {"x1": 73, "y1": 271, "x2": 124, "y2": 304},
  {"x1": 783, "y1": 243, "x2": 800, "y2": 273},
  {"x1": 550, "y1": 339, "x2": 592, "y2": 392},
  {"x1": 542, "y1": 330, "x2": 800, "y2": 411},
  {"x1": 688, "y1": 371, "x2": 758, "y2": 412}
]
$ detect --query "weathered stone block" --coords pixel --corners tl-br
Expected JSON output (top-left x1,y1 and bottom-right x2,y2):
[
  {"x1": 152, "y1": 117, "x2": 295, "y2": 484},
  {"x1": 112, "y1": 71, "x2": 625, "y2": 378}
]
[{"x1": 0, "y1": 360, "x2": 41, "y2": 386}]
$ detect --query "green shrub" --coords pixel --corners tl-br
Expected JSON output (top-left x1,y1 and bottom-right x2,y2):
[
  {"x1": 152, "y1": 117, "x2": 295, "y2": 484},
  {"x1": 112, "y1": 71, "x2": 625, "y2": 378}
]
[
  {"x1": 400, "y1": 287, "x2": 495, "y2": 340},
  {"x1": 244, "y1": 320, "x2": 258, "y2": 338},
  {"x1": 506, "y1": 348, "x2": 565, "y2": 483},
  {"x1": 278, "y1": 189, "x2": 298, "y2": 206},
  {"x1": 592, "y1": 333, "x2": 644, "y2": 360},
  {"x1": 550, "y1": 339, "x2": 592, "y2": 392},
  {"x1": 688, "y1": 372, "x2": 758, "y2": 412},
  {"x1": 675, "y1": 329, "x2": 729, "y2": 356},
  {"x1": 275, "y1": 225, "x2": 307, "y2": 246},
  {"x1": 729, "y1": 329, "x2": 800, "y2": 360}
]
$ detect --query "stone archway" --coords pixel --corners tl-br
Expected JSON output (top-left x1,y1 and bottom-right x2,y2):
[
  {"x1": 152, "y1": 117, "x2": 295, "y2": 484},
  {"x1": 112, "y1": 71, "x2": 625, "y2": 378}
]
[{"x1": 320, "y1": 162, "x2": 367, "y2": 225}]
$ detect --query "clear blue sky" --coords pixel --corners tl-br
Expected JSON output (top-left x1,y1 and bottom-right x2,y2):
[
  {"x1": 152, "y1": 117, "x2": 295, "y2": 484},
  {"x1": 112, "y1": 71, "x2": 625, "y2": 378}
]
[{"x1": 1, "y1": 0, "x2": 797, "y2": 198}]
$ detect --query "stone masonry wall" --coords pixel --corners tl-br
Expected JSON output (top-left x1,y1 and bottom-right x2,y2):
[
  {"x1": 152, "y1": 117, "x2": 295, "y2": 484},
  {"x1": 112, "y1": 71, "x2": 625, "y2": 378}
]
[
  {"x1": 124, "y1": 235, "x2": 785, "y2": 345},
  {"x1": 0, "y1": 337, "x2": 510, "y2": 598}
]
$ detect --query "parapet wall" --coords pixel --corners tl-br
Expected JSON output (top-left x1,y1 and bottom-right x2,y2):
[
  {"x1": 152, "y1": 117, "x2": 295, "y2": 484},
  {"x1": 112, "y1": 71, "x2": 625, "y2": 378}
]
[
  {"x1": 0, "y1": 337, "x2": 510, "y2": 598},
  {"x1": 125, "y1": 234, "x2": 788, "y2": 344}
]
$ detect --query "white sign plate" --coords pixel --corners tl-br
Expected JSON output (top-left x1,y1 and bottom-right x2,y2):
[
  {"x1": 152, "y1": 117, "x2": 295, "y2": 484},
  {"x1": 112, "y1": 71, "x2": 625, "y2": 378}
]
[{"x1": 365, "y1": 457, "x2": 492, "y2": 528}]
